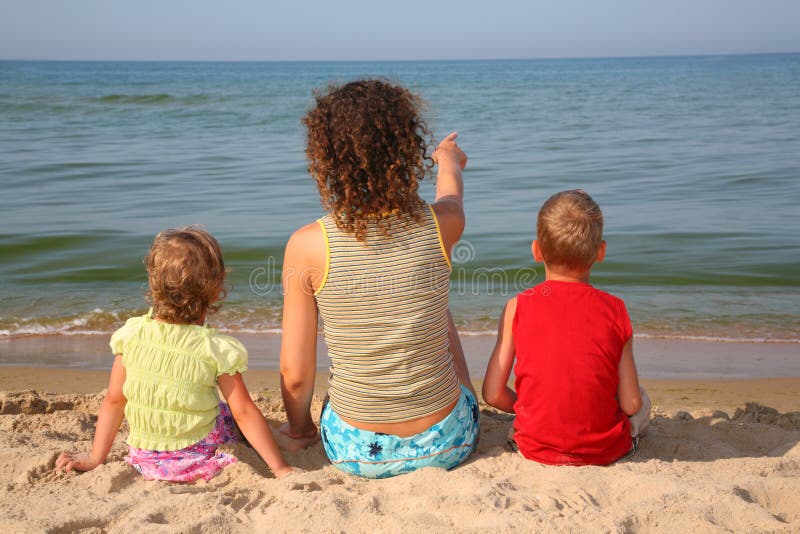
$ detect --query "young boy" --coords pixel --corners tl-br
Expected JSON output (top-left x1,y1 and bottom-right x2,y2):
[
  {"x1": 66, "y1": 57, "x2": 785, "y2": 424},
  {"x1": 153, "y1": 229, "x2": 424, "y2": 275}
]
[{"x1": 482, "y1": 189, "x2": 651, "y2": 465}]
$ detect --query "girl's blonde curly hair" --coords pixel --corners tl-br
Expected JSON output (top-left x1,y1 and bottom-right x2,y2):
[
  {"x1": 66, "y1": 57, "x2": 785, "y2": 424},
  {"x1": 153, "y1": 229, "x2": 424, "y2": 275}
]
[{"x1": 144, "y1": 227, "x2": 227, "y2": 324}]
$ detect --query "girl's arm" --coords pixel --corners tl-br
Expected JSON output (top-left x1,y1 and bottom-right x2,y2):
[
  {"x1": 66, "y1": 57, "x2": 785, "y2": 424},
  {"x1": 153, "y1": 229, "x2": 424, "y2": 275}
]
[
  {"x1": 56, "y1": 354, "x2": 127, "y2": 472},
  {"x1": 431, "y1": 132, "x2": 467, "y2": 253},
  {"x1": 482, "y1": 298, "x2": 518, "y2": 413},
  {"x1": 217, "y1": 373, "x2": 293, "y2": 477},
  {"x1": 617, "y1": 339, "x2": 643, "y2": 416},
  {"x1": 279, "y1": 223, "x2": 323, "y2": 448}
]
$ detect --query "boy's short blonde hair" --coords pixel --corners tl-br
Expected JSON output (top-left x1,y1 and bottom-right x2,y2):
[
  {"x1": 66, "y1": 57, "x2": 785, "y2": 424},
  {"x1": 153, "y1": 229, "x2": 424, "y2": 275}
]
[
  {"x1": 536, "y1": 189, "x2": 604, "y2": 270},
  {"x1": 144, "y1": 227, "x2": 227, "y2": 324}
]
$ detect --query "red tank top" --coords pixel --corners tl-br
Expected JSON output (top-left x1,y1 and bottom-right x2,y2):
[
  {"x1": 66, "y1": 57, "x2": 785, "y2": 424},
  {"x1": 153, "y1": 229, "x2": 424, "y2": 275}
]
[{"x1": 512, "y1": 280, "x2": 633, "y2": 465}]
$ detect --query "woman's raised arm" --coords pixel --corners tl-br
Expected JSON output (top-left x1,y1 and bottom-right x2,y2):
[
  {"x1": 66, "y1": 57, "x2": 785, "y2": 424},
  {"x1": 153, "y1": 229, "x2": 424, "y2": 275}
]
[{"x1": 431, "y1": 132, "x2": 467, "y2": 253}]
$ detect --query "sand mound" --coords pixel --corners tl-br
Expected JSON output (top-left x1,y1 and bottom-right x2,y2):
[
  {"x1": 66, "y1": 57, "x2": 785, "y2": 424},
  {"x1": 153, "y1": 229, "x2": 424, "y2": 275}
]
[{"x1": 1, "y1": 390, "x2": 798, "y2": 533}]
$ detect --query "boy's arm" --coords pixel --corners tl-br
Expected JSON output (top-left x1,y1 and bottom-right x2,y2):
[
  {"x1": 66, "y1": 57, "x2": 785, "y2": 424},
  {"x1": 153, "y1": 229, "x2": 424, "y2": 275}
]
[
  {"x1": 56, "y1": 354, "x2": 127, "y2": 472},
  {"x1": 617, "y1": 339, "x2": 643, "y2": 416},
  {"x1": 482, "y1": 297, "x2": 518, "y2": 413},
  {"x1": 217, "y1": 373, "x2": 293, "y2": 477}
]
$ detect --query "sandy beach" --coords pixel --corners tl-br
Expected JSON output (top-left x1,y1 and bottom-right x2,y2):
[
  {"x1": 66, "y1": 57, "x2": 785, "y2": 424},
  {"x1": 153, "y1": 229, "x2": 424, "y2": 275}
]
[{"x1": 1, "y1": 335, "x2": 799, "y2": 533}]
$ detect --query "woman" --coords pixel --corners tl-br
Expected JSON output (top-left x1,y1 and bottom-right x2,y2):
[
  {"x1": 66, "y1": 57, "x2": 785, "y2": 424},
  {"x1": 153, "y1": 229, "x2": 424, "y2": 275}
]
[{"x1": 279, "y1": 79, "x2": 478, "y2": 478}]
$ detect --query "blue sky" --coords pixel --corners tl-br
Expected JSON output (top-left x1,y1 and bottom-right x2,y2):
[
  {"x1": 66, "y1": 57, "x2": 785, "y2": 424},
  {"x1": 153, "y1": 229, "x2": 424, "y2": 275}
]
[{"x1": 2, "y1": 0, "x2": 799, "y2": 61}]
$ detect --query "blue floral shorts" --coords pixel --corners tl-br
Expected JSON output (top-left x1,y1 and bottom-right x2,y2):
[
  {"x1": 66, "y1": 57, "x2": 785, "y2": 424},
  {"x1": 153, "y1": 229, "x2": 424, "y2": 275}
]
[{"x1": 320, "y1": 385, "x2": 480, "y2": 479}]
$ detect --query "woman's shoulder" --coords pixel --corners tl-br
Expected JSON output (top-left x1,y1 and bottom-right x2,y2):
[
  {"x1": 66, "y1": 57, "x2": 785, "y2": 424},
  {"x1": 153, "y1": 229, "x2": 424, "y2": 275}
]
[
  {"x1": 286, "y1": 220, "x2": 326, "y2": 270},
  {"x1": 288, "y1": 220, "x2": 325, "y2": 248}
]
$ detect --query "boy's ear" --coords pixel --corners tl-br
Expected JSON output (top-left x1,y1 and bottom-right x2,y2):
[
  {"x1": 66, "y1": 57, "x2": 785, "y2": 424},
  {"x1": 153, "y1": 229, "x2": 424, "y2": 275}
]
[
  {"x1": 595, "y1": 240, "x2": 607, "y2": 263},
  {"x1": 532, "y1": 240, "x2": 545, "y2": 262}
]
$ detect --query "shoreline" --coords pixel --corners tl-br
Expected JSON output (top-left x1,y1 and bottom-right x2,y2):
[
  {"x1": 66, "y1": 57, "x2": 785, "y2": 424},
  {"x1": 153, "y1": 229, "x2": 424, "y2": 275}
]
[{"x1": 2, "y1": 332, "x2": 799, "y2": 380}]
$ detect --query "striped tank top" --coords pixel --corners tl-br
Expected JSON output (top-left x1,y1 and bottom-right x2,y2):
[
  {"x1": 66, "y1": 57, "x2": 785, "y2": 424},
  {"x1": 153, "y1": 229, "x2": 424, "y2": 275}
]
[{"x1": 315, "y1": 203, "x2": 461, "y2": 423}]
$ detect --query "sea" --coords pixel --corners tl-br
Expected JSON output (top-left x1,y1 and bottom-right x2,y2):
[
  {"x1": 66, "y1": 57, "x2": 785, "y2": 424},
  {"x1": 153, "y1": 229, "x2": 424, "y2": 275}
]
[{"x1": 1, "y1": 54, "x2": 799, "y2": 348}]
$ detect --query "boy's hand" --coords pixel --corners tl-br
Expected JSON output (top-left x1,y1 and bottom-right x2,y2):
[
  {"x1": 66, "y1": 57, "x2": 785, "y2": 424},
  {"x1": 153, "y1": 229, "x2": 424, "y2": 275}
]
[
  {"x1": 276, "y1": 421, "x2": 320, "y2": 452},
  {"x1": 432, "y1": 132, "x2": 467, "y2": 170},
  {"x1": 55, "y1": 451, "x2": 101, "y2": 473}
]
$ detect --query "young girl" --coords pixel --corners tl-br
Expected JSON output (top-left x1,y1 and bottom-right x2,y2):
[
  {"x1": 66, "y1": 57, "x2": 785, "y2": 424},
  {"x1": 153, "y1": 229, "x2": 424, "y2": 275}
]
[{"x1": 56, "y1": 227, "x2": 293, "y2": 481}]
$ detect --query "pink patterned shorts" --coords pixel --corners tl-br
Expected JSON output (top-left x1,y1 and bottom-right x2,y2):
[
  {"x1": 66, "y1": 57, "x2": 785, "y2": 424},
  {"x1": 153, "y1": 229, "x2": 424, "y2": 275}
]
[{"x1": 125, "y1": 403, "x2": 238, "y2": 482}]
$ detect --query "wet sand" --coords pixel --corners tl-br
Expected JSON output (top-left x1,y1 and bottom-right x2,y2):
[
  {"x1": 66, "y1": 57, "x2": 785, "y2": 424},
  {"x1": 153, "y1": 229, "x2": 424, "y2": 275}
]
[{"x1": 2, "y1": 333, "x2": 799, "y2": 379}]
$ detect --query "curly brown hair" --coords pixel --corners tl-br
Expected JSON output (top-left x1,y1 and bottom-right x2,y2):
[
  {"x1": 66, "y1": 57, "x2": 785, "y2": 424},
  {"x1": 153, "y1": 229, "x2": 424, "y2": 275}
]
[
  {"x1": 144, "y1": 227, "x2": 227, "y2": 324},
  {"x1": 302, "y1": 79, "x2": 433, "y2": 241}
]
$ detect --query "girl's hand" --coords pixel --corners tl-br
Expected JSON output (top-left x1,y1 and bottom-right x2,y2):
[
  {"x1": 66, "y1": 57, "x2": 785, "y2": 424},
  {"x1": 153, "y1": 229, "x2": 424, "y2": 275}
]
[
  {"x1": 277, "y1": 421, "x2": 320, "y2": 452},
  {"x1": 432, "y1": 132, "x2": 467, "y2": 170},
  {"x1": 57, "y1": 354, "x2": 127, "y2": 475},
  {"x1": 55, "y1": 451, "x2": 101, "y2": 473}
]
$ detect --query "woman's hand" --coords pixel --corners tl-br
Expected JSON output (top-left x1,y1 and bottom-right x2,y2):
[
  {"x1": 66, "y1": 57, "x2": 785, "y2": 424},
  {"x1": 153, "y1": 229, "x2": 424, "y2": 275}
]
[
  {"x1": 276, "y1": 421, "x2": 320, "y2": 452},
  {"x1": 55, "y1": 451, "x2": 101, "y2": 473},
  {"x1": 273, "y1": 465, "x2": 300, "y2": 478},
  {"x1": 432, "y1": 132, "x2": 467, "y2": 170}
]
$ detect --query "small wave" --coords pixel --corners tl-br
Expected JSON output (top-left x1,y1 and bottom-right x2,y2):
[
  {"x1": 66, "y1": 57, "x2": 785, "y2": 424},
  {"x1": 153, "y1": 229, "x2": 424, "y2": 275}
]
[
  {"x1": 1, "y1": 306, "x2": 797, "y2": 344},
  {"x1": 0, "y1": 328, "x2": 110, "y2": 338},
  {"x1": 0, "y1": 307, "x2": 284, "y2": 339},
  {"x1": 0, "y1": 308, "x2": 127, "y2": 339},
  {"x1": 97, "y1": 93, "x2": 173, "y2": 104},
  {"x1": 0, "y1": 326, "x2": 283, "y2": 339},
  {"x1": 93, "y1": 94, "x2": 210, "y2": 105},
  {"x1": 3, "y1": 323, "x2": 797, "y2": 344},
  {"x1": 459, "y1": 330, "x2": 497, "y2": 337}
]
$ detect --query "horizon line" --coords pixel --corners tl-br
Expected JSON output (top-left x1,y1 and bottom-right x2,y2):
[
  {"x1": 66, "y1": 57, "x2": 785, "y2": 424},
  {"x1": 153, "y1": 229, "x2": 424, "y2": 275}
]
[{"x1": 1, "y1": 51, "x2": 798, "y2": 64}]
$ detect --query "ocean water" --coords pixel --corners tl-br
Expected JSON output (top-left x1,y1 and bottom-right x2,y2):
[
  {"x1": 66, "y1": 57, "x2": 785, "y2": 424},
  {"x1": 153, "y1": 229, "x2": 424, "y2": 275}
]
[{"x1": 1, "y1": 55, "x2": 799, "y2": 343}]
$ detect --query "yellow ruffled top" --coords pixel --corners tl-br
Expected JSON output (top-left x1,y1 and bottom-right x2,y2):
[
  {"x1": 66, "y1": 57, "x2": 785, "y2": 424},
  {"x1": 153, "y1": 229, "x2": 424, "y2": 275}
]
[{"x1": 110, "y1": 309, "x2": 248, "y2": 451}]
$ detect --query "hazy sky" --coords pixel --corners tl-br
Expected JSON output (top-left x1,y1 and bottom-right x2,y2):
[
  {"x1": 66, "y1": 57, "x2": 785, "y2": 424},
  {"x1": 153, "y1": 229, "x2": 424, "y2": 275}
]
[{"x1": 2, "y1": 0, "x2": 799, "y2": 61}]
